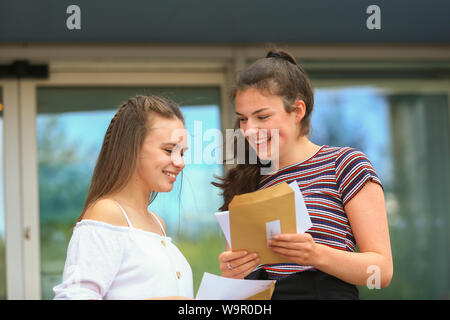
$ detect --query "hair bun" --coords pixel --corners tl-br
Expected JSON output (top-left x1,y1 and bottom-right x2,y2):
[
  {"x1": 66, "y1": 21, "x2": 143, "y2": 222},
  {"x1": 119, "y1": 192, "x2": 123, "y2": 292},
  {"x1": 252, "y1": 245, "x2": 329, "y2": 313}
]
[{"x1": 266, "y1": 50, "x2": 298, "y2": 66}]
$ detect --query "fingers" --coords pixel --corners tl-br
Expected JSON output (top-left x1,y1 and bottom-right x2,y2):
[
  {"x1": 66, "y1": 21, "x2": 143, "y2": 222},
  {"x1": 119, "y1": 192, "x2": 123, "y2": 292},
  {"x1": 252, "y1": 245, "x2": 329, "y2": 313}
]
[
  {"x1": 218, "y1": 250, "x2": 247, "y2": 263},
  {"x1": 218, "y1": 234, "x2": 314, "y2": 279},
  {"x1": 273, "y1": 233, "x2": 312, "y2": 242},
  {"x1": 219, "y1": 250, "x2": 260, "y2": 279},
  {"x1": 269, "y1": 234, "x2": 313, "y2": 252},
  {"x1": 225, "y1": 252, "x2": 258, "y2": 270},
  {"x1": 268, "y1": 233, "x2": 318, "y2": 266},
  {"x1": 268, "y1": 233, "x2": 313, "y2": 253},
  {"x1": 268, "y1": 245, "x2": 299, "y2": 258},
  {"x1": 229, "y1": 255, "x2": 260, "y2": 278},
  {"x1": 268, "y1": 239, "x2": 299, "y2": 250},
  {"x1": 269, "y1": 238, "x2": 296, "y2": 252}
]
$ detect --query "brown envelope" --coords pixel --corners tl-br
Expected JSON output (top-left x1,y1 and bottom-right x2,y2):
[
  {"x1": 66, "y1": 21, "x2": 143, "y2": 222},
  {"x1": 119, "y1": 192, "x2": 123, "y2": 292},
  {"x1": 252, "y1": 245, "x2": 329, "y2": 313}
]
[
  {"x1": 229, "y1": 182, "x2": 297, "y2": 265},
  {"x1": 245, "y1": 281, "x2": 276, "y2": 300}
]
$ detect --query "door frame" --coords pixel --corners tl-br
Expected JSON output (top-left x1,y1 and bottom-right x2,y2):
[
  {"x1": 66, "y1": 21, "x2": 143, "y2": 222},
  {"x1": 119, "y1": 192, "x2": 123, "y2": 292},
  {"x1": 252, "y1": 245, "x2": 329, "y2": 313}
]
[{"x1": 1, "y1": 80, "x2": 25, "y2": 299}]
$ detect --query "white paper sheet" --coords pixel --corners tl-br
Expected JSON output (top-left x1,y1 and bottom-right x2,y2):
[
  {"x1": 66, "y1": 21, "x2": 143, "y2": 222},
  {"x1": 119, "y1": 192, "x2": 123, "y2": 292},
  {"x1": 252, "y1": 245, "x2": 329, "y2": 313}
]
[
  {"x1": 195, "y1": 272, "x2": 275, "y2": 300},
  {"x1": 287, "y1": 181, "x2": 313, "y2": 233},
  {"x1": 266, "y1": 220, "x2": 281, "y2": 244},
  {"x1": 214, "y1": 182, "x2": 312, "y2": 248},
  {"x1": 214, "y1": 210, "x2": 231, "y2": 246}
]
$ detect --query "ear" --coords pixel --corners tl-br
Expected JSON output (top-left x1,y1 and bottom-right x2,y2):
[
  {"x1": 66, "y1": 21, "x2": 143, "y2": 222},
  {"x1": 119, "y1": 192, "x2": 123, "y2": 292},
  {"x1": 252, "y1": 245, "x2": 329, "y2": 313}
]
[{"x1": 294, "y1": 99, "x2": 306, "y2": 124}]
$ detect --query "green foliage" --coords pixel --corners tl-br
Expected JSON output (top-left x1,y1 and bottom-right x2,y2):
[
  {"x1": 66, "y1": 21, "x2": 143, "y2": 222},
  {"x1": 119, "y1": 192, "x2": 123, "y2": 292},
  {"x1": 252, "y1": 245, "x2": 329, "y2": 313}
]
[
  {"x1": 175, "y1": 235, "x2": 225, "y2": 295},
  {"x1": 38, "y1": 116, "x2": 92, "y2": 224}
]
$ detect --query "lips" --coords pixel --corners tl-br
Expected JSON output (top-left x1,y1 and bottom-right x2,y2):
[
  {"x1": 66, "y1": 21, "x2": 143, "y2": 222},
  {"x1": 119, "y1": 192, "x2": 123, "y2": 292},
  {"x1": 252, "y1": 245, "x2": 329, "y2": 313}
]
[
  {"x1": 249, "y1": 135, "x2": 271, "y2": 147},
  {"x1": 163, "y1": 170, "x2": 178, "y2": 182},
  {"x1": 254, "y1": 136, "x2": 271, "y2": 145}
]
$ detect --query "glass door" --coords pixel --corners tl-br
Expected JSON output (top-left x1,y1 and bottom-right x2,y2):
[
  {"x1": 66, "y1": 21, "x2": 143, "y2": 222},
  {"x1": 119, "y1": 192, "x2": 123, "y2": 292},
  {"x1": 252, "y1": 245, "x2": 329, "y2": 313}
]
[{"x1": 311, "y1": 85, "x2": 450, "y2": 299}]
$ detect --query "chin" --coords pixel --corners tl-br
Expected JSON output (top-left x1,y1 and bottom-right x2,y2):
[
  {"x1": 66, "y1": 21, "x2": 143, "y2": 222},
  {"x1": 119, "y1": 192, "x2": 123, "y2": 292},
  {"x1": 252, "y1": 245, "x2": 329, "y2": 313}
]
[
  {"x1": 162, "y1": 185, "x2": 174, "y2": 193},
  {"x1": 256, "y1": 149, "x2": 272, "y2": 161},
  {"x1": 257, "y1": 155, "x2": 271, "y2": 162},
  {"x1": 153, "y1": 184, "x2": 174, "y2": 193}
]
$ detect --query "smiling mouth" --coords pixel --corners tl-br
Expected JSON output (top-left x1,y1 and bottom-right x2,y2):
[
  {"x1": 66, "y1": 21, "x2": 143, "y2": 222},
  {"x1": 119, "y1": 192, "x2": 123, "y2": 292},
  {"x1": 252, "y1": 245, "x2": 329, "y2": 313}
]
[
  {"x1": 163, "y1": 170, "x2": 177, "y2": 178},
  {"x1": 251, "y1": 136, "x2": 271, "y2": 146}
]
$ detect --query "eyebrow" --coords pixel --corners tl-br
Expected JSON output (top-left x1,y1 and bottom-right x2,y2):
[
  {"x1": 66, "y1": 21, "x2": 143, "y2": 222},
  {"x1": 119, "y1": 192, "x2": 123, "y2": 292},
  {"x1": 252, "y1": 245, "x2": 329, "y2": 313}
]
[
  {"x1": 235, "y1": 107, "x2": 270, "y2": 116},
  {"x1": 161, "y1": 142, "x2": 189, "y2": 151}
]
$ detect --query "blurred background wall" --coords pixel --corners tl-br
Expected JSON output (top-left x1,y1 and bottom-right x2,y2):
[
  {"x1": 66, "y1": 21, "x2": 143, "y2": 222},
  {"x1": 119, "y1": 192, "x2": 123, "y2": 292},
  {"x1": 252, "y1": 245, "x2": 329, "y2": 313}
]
[{"x1": 0, "y1": 0, "x2": 449, "y2": 299}]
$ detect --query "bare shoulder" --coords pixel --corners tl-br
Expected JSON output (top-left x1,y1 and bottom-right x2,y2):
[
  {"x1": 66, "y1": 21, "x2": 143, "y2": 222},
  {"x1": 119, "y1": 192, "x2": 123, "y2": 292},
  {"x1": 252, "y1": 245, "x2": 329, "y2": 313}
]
[
  {"x1": 149, "y1": 211, "x2": 167, "y2": 233},
  {"x1": 82, "y1": 198, "x2": 128, "y2": 227}
]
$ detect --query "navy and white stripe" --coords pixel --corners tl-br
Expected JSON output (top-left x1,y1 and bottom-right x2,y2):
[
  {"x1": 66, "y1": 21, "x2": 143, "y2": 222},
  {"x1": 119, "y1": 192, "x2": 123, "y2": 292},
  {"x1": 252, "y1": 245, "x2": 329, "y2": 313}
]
[{"x1": 256, "y1": 145, "x2": 382, "y2": 279}]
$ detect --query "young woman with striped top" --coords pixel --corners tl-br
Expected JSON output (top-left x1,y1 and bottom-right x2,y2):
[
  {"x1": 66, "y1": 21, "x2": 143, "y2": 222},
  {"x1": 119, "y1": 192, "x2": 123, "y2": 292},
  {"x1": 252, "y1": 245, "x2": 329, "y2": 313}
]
[{"x1": 213, "y1": 50, "x2": 393, "y2": 299}]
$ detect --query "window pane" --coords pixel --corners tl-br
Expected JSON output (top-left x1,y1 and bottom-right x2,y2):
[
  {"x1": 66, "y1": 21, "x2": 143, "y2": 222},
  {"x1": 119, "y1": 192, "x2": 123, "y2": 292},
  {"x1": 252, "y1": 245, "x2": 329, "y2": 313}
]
[
  {"x1": 37, "y1": 87, "x2": 223, "y2": 299},
  {"x1": 0, "y1": 88, "x2": 6, "y2": 299},
  {"x1": 312, "y1": 87, "x2": 450, "y2": 299}
]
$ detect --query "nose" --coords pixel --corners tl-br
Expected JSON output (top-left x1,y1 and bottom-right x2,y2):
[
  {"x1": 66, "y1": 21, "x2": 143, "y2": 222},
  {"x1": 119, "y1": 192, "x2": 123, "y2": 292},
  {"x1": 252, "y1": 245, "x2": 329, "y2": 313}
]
[
  {"x1": 243, "y1": 119, "x2": 259, "y2": 138},
  {"x1": 172, "y1": 152, "x2": 185, "y2": 170}
]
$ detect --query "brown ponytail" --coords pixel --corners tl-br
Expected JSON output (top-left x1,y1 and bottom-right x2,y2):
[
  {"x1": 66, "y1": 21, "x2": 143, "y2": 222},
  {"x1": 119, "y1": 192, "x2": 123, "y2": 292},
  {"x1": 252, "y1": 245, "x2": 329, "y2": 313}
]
[{"x1": 212, "y1": 49, "x2": 314, "y2": 211}]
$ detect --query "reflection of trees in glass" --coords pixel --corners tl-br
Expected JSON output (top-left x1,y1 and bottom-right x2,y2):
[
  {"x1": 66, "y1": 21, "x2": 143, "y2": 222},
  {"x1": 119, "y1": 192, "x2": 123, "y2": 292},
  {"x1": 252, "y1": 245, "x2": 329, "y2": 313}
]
[
  {"x1": 311, "y1": 91, "x2": 366, "y2": 151},
  {"x1": 384, "y1": 95, "x2": 450, "y2": 299},
  {"x1": 159, "y1": 167, "x2": 223, "y2": 239},
  {"x1": 38, "y1": 115, "x2": 93, "y2": 299},
  {"x1": 310, "y1": 89, "x2": 450, "y2": 299},
  {"x1": 312, "y1": 89, "x2": 394, "y2": 190},
  {"x1": 38, "y1": 116, "x2": 92, "y2": 225}
]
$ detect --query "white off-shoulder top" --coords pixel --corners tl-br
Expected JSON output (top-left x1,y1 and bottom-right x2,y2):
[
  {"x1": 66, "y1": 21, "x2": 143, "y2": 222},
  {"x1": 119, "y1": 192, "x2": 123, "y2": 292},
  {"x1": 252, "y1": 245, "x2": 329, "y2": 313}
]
[{"x1": 53, "y1": 202, "x2": 193, "y2": 300}]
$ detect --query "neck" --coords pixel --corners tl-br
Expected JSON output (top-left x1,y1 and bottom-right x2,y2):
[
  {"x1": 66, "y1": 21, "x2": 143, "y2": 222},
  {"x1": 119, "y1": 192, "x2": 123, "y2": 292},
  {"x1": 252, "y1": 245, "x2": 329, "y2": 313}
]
[
  {"x1": 276, "y1": 136, "x2": 320, "y2": 170},
  {"x1": 111, "y1": 176, "x2": 152, "y2": 215}
]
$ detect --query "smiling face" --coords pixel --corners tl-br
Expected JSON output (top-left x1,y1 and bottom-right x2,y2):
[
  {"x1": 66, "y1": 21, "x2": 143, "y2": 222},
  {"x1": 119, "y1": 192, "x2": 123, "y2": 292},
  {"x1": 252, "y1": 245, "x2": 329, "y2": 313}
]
[
  {"x1": 235, "y1": 88, "x2": 304, "y2": 166},
  {"x1": 136, "y1": 115, "x2": 187, "y2": 193}
]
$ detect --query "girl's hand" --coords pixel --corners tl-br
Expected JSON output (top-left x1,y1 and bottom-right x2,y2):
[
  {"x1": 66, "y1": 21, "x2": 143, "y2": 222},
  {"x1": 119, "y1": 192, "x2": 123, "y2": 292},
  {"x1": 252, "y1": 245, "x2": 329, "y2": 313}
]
[
  {"x1": 218, "y1": 250, "x2": 260, "y2": 279},
  {"x1": 268, "y1": 233, "x2": 320, "y2": 266}
]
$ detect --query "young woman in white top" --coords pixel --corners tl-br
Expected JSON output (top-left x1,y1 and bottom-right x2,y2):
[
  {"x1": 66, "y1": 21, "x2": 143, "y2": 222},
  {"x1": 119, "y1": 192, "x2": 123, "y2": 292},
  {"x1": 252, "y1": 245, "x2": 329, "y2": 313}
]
[{"x1": 53, "y1": 95, "x2": 193, "y2": 300}]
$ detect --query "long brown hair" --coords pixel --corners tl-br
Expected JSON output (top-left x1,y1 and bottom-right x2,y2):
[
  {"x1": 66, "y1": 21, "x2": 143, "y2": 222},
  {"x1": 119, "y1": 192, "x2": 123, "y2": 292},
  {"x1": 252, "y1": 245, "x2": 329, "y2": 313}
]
[
  {"x1": 76, "y1": 95, "x2": 184, "y2": 223},
  {"x1": 212, "y1": 49, "x2": 314, "y2": 211}
]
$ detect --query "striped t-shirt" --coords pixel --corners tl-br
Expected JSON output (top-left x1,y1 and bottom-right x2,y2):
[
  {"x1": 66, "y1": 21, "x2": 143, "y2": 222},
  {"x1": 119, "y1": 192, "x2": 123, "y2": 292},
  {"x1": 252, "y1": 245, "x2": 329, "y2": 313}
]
[{"x1": 256, "y1": 145, "x2": 383, "y2": 279}]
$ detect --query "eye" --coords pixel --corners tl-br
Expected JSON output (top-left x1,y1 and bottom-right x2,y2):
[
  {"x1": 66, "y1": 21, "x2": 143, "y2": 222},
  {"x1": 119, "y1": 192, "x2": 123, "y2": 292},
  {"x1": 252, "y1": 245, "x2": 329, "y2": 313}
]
[
  {"x1": 258, "y1": 115, "x2": 270, "y2": 120},
  {"x1": 164, "y1": 149, "x2": 173, "y2": 154},
  {"x1": 238, "y1": 118, "x2": 247, "y2": 122}
]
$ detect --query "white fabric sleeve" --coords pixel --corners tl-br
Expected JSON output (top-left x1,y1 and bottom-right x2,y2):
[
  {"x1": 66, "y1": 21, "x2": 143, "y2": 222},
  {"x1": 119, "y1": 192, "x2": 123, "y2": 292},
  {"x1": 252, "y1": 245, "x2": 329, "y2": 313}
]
[{"x1": 53, "y1": 222, "x2": 126, "y2": 300}]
